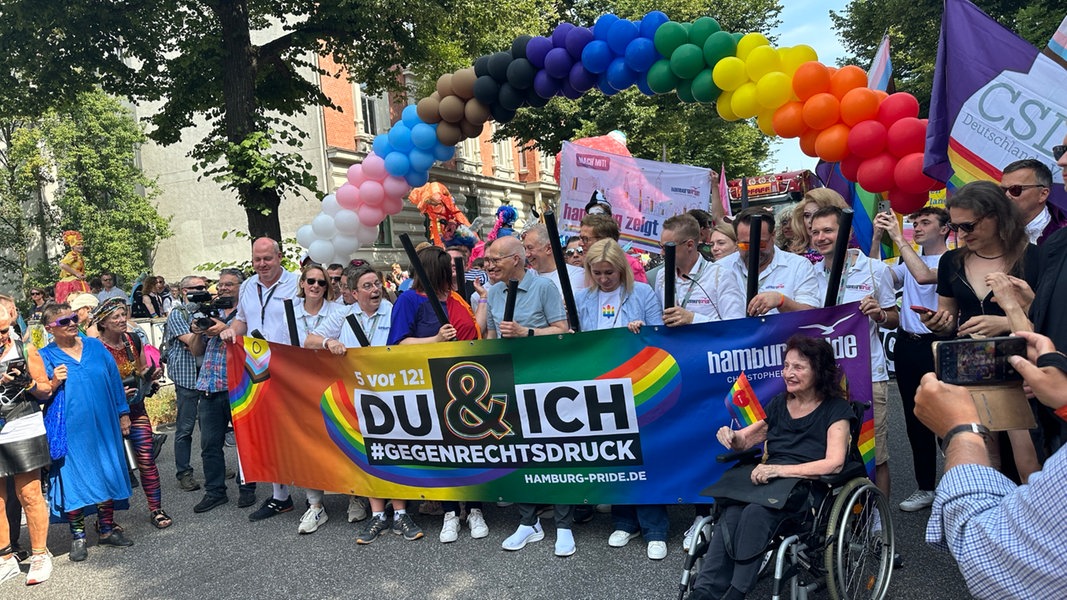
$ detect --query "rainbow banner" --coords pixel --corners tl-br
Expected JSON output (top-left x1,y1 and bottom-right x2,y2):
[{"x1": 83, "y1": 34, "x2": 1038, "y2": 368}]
[
  {"x1": 724, "y1": 372, "x2": 765, "y2": 427},
  {"x1": 227, "y1": 303, "x2": 873, "y2": 504}
]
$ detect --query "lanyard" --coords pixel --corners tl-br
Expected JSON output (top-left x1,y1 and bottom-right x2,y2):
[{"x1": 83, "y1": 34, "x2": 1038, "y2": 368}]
[
  {"x1": 678, "y1": 259, "x2": 708, "y2": 309},
  {"x1": 256, "y1": 280, "x2": 281, "y2": 325},
  {"x1": 360, "y1": 312, "x2": 383, "y2": 342}
]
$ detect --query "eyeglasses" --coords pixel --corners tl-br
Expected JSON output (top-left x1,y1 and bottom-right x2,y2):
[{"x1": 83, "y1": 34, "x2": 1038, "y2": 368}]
[
  {"x1": 658, "y1": 240, "x2": 694, "y2": 252},
  {"x1": 736, "y1": 240, "x2": 771, "y2": 251},
  {"x1": 999, "y1": 184, "x2": 1045, "y2": 197},
  {"x1": 483, "y1": 253, "x2": 518, "y2": 265},
  {"x1": 305, "y1": 278, "x2": 328, "y2": 287},
  {"x1": 330, "y1": 276, "x2": 342, "y2": 283},
  {"x1": 30, "y1": 292, "x2": 42, "y2": 297},
  {"x1": 1054, "y1": 145, "x2": 1066, "y2": 161},
  {"x1": 359, "y1": 281, "x2": 383, "y2": 291},
  {"x1": 947, "y1": 215, "x2": 987, "y2": 234},
  {"x1": 184, "y1": 285, "x2": 207, "y2": 291},
  {"x1": 48, "y1": 314, "x2": 80, "y2": 328},
  {"x1": 564, "y1": 248, "x2": 583, "y2": 257}
]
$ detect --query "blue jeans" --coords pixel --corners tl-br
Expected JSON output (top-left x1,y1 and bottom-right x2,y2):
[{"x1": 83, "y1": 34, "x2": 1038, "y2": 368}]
[
  {"x1": 174, "y1": 384, "x2": 201, "y2": 477},
  {"x1": 611, "y1": 504, "x2": 668, "y2": 542},
  {"x1": 198, "y1": 391, "x2": 230, "y2": 499}
]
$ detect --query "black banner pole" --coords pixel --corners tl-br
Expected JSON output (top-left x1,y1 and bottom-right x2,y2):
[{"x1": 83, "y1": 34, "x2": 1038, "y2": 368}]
[
  {"x1": 823, "y1": 209, "x2": 854, "y2": 308},
  {"x1": 283, "y1": 299, "x2": 300, "y2": 346},
  {"x1": 543, "y1": 211, "x2": 581, "y2": 332},
  {"x1": 399, "y1": 233, "x2": 449, "y2": 327},
  {"x1": 745, "y1": 215, "x2": 763, "y2": 306},
  {"x1": 663, "y1": 242, "x2": 677, "y2": 309}
]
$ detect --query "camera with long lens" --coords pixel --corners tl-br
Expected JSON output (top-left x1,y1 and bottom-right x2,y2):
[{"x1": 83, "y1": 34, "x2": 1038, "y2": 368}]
[{"x1": 186, "y1": 291, "x2": 235, "y2": 330}]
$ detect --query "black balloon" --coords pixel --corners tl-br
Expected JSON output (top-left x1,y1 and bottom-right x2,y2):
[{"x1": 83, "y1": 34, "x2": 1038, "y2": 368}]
[
  {"x1": 487, "y1": 51, "x2": 513, "y2": 83},
  {"x1": 506, "y1": 58, "x2": 535, "y2": 90},
  {"x1": 498, "y1": 83, "x2": 524, "y2": 111},
  {"x1": 474, "y1": 55, "x2": 491, "y2": 77},
  {"x1": 490, "y1": 103, "x2": 517, "y2": 124},
  {"x1": 473, "y1": 75, "x2": 501, "y2": 106},
  {"x1": 511, "y1": 35, "x2": 533, "y2": 59},
  {"x1": 525, "y1": 90, "x2": 550, "y2": 108}
]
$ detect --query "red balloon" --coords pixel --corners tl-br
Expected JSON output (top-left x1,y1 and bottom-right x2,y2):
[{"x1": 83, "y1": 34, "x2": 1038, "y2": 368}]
[
  {"x1": 847, "y1": 120, "x2": 888, "y2": 158},
  {"x1": 894, "y1": 152, "x2": 942, "y2": 195},
  {"x1": 815, "y1": 123, "x2": 851, "y2": 162},
  {"x1": 802, "y1": 92, "x2": 840, "y2": 130},
  {"x1": 792, "y1": 62, "x2": 831, "y2": 102},
  {"x1": 877, "y1": 92, "x2": 920, "y2": 128},
  {"x1": 857, "y1": 153, "x2": 898, "y2": 193},
  {"x1": 772, "y1": 101, "x2": 807, "y2": 138},
  {"x1": 888, "y1": 187, "x2": 929, "y2": 215},
  {"x1": 886, "y1": 117, "x2": 926, "y2": 158},
  {"x1": 799, "y1": 129, "x2": 820, "y2": 158},
  {"x1": 840, "y1": 153, "x2": 864, "y2": 182}
]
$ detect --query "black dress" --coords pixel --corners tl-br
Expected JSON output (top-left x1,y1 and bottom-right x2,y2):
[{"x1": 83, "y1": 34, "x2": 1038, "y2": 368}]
[{"x1": 936, "y1": 244, "x2": 1040, "y2": 329}]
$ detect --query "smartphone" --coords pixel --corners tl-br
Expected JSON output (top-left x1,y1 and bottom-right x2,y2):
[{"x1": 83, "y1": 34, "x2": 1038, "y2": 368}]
[
  {"x1": 933, "y1": 336, "x2": 1026, "y2": 385},
  {"x1": 877, "y1": 199, "x2": 892, "y2": 215},
  {"x1": 910, "y1": 305, "x2": 935, "y2": 315}
]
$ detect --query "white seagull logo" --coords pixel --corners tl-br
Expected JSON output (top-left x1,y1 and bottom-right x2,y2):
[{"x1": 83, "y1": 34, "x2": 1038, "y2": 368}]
[{"x1": 798, "y1": 313, "x2": 855, "y2": 336}]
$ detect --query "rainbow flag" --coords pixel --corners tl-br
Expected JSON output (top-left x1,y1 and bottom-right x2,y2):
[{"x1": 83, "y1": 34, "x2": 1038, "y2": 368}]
[{"x1": 724, "y1": 372, "x2": 766, "y2": 427}]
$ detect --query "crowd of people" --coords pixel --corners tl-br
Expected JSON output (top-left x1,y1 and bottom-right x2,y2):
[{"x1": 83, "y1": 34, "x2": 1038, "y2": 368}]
[{"x1": 0, "y1": 138, "x2": 1064, "y2": 596}]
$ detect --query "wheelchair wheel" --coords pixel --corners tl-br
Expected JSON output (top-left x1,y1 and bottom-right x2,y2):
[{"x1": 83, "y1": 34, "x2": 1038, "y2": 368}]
[{"x1": 823, "y1": 478, "x2": 894, "y2": 600}]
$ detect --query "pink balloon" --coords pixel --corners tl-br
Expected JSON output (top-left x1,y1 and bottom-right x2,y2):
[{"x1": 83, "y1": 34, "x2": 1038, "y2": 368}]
[
  {"x1": 362, "y1": 154, "x2": 387, "y2": 181},
  {"x1": 346, "y1": 163, "x2": 364, "y2": 186},
  {"x1": 383, "y1": 195, "x2": 404, "y2": 215},
  {"x1": 335, "y1": 183, "x2": 361, "y2": 210},
  {"x1": 358, "y1": 204, "x2": 385, "y2": 227},
  {"x1": 383, "y1": 175, "x2": 412, "y2": 200},
  {"x1": 359, "y1": 180, "x2": 385, "y2": 207}
]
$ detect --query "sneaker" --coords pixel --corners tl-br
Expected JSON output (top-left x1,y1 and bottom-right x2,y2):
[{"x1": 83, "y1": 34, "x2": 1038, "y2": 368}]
[
  {"x1": 98, "y1": 529, "x2": 134, "y2": 547},
  {"x1": 68, "y1": 538, "x2": 87, "y2": 562},
  {"x1": 225, "y1": 467, "x2": 236, "y2": 480},
  {"x1": 467, "y1": 509, "x2": 489, "y2": 539},
  {"x1": 298, "y1": 506, "x2": 328, "y2": 534},
  {"x1": 608, "y1": 530, "x2": 640, "y2": 548},
  {"x1": 555, "y1": 528, "x2": 576, "y2": 557},
  {"x1": 682, "y1": 516, "x2": 703, "y2": 552},
  {"x1": 248, "y1": 496, "x2": 293, "y2": 522},
  {"x1": 177, "y1": 472, "x2": 201, "y2": 492},
  {"x1": 647, "y1": 541, "x2": 667, "y2": 560},
  {"x1": 440, "y1": 511, "x2": 461, "y2": 543},
  {"x1": 502, "y1": 522, "x2": 544, "y2": 551},
  {"x1": 347, "y1": 496, "x2": 369, "y2": 523},
  {"x1": 392, "y1": 513, "x2": 424, "y2": 541},
  {"x1": 193, "y1": 494, "x2": 229, "y2": 513},
  {"x1": 224, "y1": 431, "x2": 236, "y2": 447},
  {"x1": 0, "y1": 554, "x2": 19, "y2": 584},
  {"x1": 26, "y1": 552, "x2": 52, "y2": 585},
  {"x1": 573, "y1": 506, "x2": 594, "y2": 524},
  {"x1": 355, "y1": 515, "x2": 390, "y2": 544},
  {"x1": 237, "y1": 488, "x2": 257, "y2": 508},
  {"x1": 898, "y1": 489, "x2": 935, "y2": 512}
]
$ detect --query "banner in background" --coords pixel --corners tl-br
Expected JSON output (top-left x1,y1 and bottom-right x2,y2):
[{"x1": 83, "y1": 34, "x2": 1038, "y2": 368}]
[
  {"x1": 228, "y1": 304, "x2": 874, "y2": 505},
  {"x1": 557, "y1": 141, "x2": 712, "y2": 253}
]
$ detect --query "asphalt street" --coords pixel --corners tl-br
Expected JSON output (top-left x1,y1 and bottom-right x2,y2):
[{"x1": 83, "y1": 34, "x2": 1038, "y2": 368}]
[{"x1": 4, "y1": 380, "x2": 975, "y2": 599}]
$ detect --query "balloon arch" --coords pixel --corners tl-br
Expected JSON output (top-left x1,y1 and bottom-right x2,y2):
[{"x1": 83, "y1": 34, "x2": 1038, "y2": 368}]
[{"x1": 297, "y1": 11, "x2": 944, "y2": 263}]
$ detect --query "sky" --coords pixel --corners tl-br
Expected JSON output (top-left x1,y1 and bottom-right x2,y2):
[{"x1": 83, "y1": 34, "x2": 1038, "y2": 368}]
[{"x1": 765, "y1": 0, "x2": 853, "y2": 174}]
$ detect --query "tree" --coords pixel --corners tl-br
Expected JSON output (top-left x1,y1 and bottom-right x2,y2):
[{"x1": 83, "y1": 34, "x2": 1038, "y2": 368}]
[
  {"x1": 830, "y1": 0, "x2": 1062, "y2": 115},
  {"x1": 0, "y1": 0, "x2": 556, "y2": 241}
]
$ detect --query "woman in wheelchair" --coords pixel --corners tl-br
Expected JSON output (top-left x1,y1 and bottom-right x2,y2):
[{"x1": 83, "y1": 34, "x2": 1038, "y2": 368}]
[{"x1": 689, "y1": 335, "x2": 856, "y2": 600}]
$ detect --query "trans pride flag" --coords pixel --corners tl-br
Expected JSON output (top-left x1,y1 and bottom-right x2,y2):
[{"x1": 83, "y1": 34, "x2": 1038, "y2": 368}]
[{"x1": 724, "y1": 372, "x2": 765, "y2": 427}]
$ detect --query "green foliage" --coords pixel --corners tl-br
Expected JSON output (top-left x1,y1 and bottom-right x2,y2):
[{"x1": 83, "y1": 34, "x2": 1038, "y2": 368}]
[{"x1": 193, "y1": 229, "x2": 303, "y2": 275}]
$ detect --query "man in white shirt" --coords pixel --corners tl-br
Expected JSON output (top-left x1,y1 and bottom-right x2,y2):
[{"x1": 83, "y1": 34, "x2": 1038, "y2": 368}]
[
  {"x1": 219, "y1": 237, "x2": 300, "y2": 521},
  {"x1": 1001, "y1": 159, "x2": 1062, "y2": 244},
  {"x1": 522, "y1": 224, "x2": 586, "y2": 300},
  {"x1": 654, "y1": 214, "x2": 744, "y2": 324},
  {"x1": 96, "y1": 272, "x2": 127, "y2": 303},
  {"x1": 873, "y1": 207, "x2": 950, "y2": 512}
]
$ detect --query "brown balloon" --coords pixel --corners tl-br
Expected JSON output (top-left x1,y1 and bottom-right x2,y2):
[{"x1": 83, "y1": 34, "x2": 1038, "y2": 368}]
[
  {"x1": 436, "y1": 121, "x2": 463, "y2": 146},
  {"x1": 464, "y1": 98, "x2": 491, "y2": 124},
  {"x1": 436, "y1": 74, "x2": 454, "y2": 99},
  {"x1": 438, "y1": 95, "x2": 466, "y2": 123},
  {"x1": 460, "y1": 119, "x2": 484, "y2": 139},
  {"x1": 416, "y1": 96, "x2": 442, "y2": 124},
  {"x1": 452, "y1": 68, "x2": 477, "y2": 99}
]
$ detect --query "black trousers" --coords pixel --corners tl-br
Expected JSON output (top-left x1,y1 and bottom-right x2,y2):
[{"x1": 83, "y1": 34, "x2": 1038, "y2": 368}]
[{"x1": 894, "y1": 332, "x2": 938, "y2": 491}]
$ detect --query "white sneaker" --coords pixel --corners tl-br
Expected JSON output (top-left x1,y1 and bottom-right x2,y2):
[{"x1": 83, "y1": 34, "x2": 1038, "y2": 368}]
[
  {"x1": 899, "y1": 489, "x2": 935, "y2": 512},
  {"x1": 608, "y1": 530, "x2": 640, "y2": 547},
  {"x1": 440, "y1": 511, "x2": 461, "y2": 543},
  {"x1": 555, "y1": 528, "x2": 576, "y2": 557},
  {"x1": 467, "y1": 509, "x2": 489, "y2": 539},
  {"x1": 298, "y1": 506, "x2": 328, "y2": 534},
  {"x1": 682, "y1": 516, "x2": 703, "y2": 551},
  {"x1": 647, "y1": 541, "x2": 667, "y2": 560},
  {"x1": 347, "y1": 496, "x2": 369, "y2": 522},
  {"x1": 502, "y1": 522, "x2": 544, "y2": 551},
  {"x1": 26, "y1": 552, "x2": 52, "y2": 585},
  {"x1": 0, "y1": 554, "x2": 19, "y2": 584}
]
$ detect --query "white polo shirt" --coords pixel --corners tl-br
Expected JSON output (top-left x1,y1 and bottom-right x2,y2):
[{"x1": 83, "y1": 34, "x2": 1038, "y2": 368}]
[
  {"x1": 339, "y1": 300, "x2": 393, "y2": 348},
  {"x1": 891, "y1": 253, "x2": 942, "y2": 334},
  {"x1": 654, "y1": 256, "x2": 745, "y2": 322},
  {"x1": 717, "y1": 249, "x2": 822, "y2": 314},
  {"x1": 236, "y1": 269, "x2": 300, "y2": 345}
]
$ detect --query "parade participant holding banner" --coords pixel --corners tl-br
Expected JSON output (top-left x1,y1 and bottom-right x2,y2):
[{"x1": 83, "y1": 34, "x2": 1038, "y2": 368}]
[
  {"x1": 219, "y1": 237, "x2": 300, "y2": 521},
  {"x1": 579, "y1": 214, "x2": 648, "y2": 283},
  {"x1": 655, "y1": 213, "x2": 744, "y2": 326},
  {"x1": 523, "y1": 224, "x2": 587, "y2": 300}
]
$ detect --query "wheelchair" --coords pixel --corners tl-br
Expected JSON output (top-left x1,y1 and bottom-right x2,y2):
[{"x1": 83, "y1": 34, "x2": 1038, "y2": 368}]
[{"x1": 677, "y1": 406, "x2": 895, "y2": 600}]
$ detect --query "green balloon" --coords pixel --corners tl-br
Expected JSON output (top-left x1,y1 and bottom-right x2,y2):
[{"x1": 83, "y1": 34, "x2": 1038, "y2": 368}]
[
  {"x1": 676, "y1": 78, "x2": 696, "y2": 103},
  {"x1": 703, "y1": 31, "x2": 738, "y2": 67},
  {"x1": 653, "y1": 22, "x2": 688, "y2": 57},
  {"x1": 646, "y1": 59, "x2": 680, "y2": 94},
  {"x1": 691, "y1": 69, "x2": 722, "y2": 103},
  {"x1": 688, "y1": 17, "x2": 721, "y2": 47},
  {"x1": 731, "y1": 32, "x2": 744, "y2": 44},
  {"x1": 670, "y1": 43, "x2": 705, "y2": 80}
]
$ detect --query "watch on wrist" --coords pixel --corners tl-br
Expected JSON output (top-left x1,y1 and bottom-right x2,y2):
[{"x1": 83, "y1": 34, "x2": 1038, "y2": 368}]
[
  {"x1": 940, "y1": 423, "x2": 990, "y2": 452},
  {"x1": 527, "y1": 328, "x2": 534, "y2": 337}
]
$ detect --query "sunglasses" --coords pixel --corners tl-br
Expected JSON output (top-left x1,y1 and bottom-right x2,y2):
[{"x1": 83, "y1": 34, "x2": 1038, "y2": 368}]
[
  {"x1": 48, "y1": 314, "x2": 80, "y2": 328},
  {"x1": 736, "y1": 240, "x2": 771, "y2": 251},
  {"x1": 184, "y1": 285, "x2": 207, "y2": 291},
  {"x1": 564, "y1": 248, "x2": 583, "y2": 257},
  {"x1": 330, "y1": 276, "x2": 342, "y2": 282},
  {"x1": 1054, "y1": 145, "x2": 1066, "y2": 161},
  {"x1": 30, "y1": 291, "x2": 42, "y2": 297},
  {"x1": 999, "y1": 184, "x2": 1045, "y2": 197},
  {"x1": 304, "y1": 278, "x2": 328, "y2": 287},
  {"x1": 947, "y1": 215, "x2": 987, "y2": 234}
]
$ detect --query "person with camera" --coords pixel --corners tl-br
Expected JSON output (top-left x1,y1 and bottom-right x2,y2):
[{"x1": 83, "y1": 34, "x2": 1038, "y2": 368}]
[
  {"x1": 191, "y1": 268, "x2": 243, "y2": 513},
  {"x1": 915, "y1": 330, "x2": 1067, "y2": 599},
  {"x1": 163, "y1": 276, "x2": 210, "y2": 493}
]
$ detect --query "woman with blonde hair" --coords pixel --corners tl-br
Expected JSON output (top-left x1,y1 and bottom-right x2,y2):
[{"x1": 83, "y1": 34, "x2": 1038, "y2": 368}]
[
  {"x1": 709, "y1": 222, "x2": 739, "y2": 261},
  {"x1": 788, "y1": 189, "x2": 849, "y2": 263}
]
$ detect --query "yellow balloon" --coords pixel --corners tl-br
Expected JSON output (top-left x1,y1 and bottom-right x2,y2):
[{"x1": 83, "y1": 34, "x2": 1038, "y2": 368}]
[
  {"x1": 736, "y1": 33, "x2": 771, "y2": 61},
  {"x1": 716, "y1": 90, "x2": 739, "y2": 121},
  {"x1": 757, "y1": 109, "x2": 777, "y2": 136},
  {"x1": 746, "y1": 45, "x2": 782, "y2": 81},
  {"x1": 755, "y1": 71, "x2": 793, "y2": 109},
  {"x1": 781, "y1": 44, "x2": 819, "y2": 75},
  {"x1": 712, "y1": 57, "x2": 748, "y2": 92},
  {"x1": 731, "y1": 81, "x2": 760, "y2": 119}
]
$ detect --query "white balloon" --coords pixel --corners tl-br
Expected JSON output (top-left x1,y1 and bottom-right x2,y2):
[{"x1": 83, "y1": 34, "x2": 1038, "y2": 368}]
[
  {"x1": 332, "y1": 234, "x2": 361, "y2": 256},
  {"x1": 296, "y1": 224, "x2": 315, "y2": 248},
  {"x1": 307, "y1": 239, "x2": 335, "y2": 264},
  {"x1": 356, "y1": 223, "x2": 379, "y2": 245},
  {"x1": 311, "y1": 213, "x2": 336, "y2": 238},
  {"x1": 321, "y1": 194, "x2": 340, "y2": 216},
  {"x1": 331, "y1": 254, "x2": 349, "y2": 267},
  {"x1": 334, "y1": 209, "x2": 362, "y2": 236}
]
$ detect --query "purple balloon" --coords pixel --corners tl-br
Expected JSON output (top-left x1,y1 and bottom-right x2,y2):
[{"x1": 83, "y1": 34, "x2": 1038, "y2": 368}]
[
  {"x1": 607, "y1": 19, "x2": 639, "y2": 55},
  {"x1": 568, "y1": 62, "x2": 597, "y2": 92},
  {"x1": 544, "y1": 47, "x2": 573, "y2": 79},
  {"x1": 624, "y1": 37, "x2": 658, "y2": 72},
  {"x1": 606, "y1": 57, "x2": 638, "y2": 91},
  {"x1": 564, "y1": 26, "x2": 594, "y2": 60},
  {"x1": 526, "y1": 36, "x2": 553, "y2": 69},
  {"x1": 551, "y1": 22, "x2": 576, "y2": 48},
  {"x1": 639, "y1": 10, "x2": 670, "y2": 38},
  {"x1": 593, "y1": 14, "x2": 620, "y2": 41},
  {"x1": 581, "y1": 40, "x2": 613, "y2": 74},
  {"x1": 561, "y1": 79, "x2": 582, "y2": 100},
  {"x1": 533, "y1": 70, "x2": 561, "y2": 99}
]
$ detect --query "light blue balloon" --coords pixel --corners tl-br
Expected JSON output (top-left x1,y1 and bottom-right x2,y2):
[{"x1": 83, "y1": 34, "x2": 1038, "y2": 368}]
[
  {"x1": 401, "y1": 105, "x2": 421, "y2": 128},
  {"x1": 408, "y1": 148, "x2": 436, "y2": 172},
  {"x1": 384, "y1": 151, "x2": 411, "y2": 177},
  {"x1": 388, "y1": 123, "x2": 414, "y2": 153},
  {"x1": 411, "y1": 122, "x2": 438, "y2": 151},
  {"x1": 372, "y1": 134, "x2": 393, "y2": 158},
  {"x1": 433, "y1": 144, "x2": 456, "y2": 161},
  {"x1": 405, "y1": 169, "x2": 430, "y2": 187}
]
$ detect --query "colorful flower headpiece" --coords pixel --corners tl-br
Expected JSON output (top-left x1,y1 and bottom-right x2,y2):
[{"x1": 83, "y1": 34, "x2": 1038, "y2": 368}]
[{"x1": 63, "y1": 230, "x2": 84, "y2": 247}]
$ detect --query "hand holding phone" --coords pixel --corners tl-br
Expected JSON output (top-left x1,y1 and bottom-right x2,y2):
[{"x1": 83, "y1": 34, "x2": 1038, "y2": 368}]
[{"x1": 910, "y1": 305, "x2": 935, "y2": 315}]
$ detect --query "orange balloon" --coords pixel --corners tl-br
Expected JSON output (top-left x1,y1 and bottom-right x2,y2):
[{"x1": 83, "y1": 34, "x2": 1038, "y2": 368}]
[
  {"x1": 772, "y1": 101, "x2": 807, "y2": 138},
  {"x1": 873, "y1": 90, "x2": 889, "y2": 101},
  {"x1": 815, "y1": 123, "x2": 852, "y2": 162},
  {"x1": 839, "y1": 88, "x2": 881, "y2": 126},
  {"x1": 799, "y1": 128, "x2": 820, "y2": 158},
  {"x1": 791, "y1": 61, "x2": 831, "y2": 102},
  {"x1": 830, "y1": 65, "x2": 867, "y2": 99},
  {"x1": 802, "y1": 92, "x2": 841, "y2": 130}
]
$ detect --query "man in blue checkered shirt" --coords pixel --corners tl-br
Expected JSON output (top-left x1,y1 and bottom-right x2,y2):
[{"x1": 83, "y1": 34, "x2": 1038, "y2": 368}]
[
  {"x1": 163, "y1": 275, "x2": 210, "y2": 493},
  {"x1": 915, "y1": 331, "x2": 1067, "y2": 600}
]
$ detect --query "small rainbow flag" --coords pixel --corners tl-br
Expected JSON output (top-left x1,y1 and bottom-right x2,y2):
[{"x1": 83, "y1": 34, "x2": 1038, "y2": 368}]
[{"x1": 724, "y1": 372, "x2": 766, "y2": 427}]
